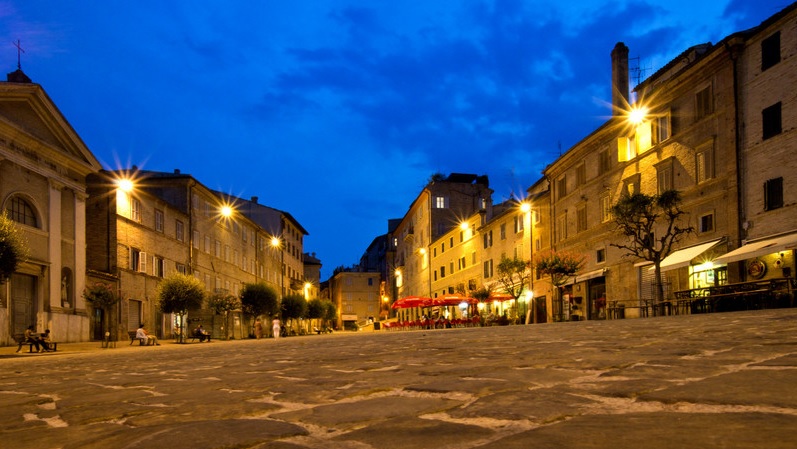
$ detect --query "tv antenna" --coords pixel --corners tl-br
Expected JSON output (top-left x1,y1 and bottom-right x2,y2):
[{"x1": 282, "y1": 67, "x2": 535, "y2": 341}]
[{"x1": 629, "y1": 56, "x2": 652, "y2": 86}]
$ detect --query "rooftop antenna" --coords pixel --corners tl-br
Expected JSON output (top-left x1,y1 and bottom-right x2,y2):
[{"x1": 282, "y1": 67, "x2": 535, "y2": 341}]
[
  {"x1": 12, "y1": 39, "x2": 24, "y2": 70},
  {"x1": 628, "y1": 56, "x2": 651, "y2": 87}
]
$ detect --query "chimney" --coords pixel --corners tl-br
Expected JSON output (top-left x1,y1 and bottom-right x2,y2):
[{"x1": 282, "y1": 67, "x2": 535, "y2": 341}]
[
  {"x1": 611, "y1": 42, "x2": 630, "y2": 113},
  {"x1": 251, "y1": 196, "x2": 258, "y2": 204},
  {"x1": 174, "y1": 169, "x2": 180, "y2": 174}
]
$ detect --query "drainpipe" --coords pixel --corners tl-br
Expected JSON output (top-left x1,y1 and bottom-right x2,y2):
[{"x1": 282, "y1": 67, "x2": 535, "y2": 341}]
[{"x1": 726, "y1": 37, "x2": 746, "y2": 281}]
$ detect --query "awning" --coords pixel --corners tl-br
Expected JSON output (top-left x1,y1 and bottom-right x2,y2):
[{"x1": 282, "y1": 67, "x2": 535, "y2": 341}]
[
  {"x1": 713, "y1": 232, "x2": 797, "y2": 264},
  {"x1": 656, "y1": 239, "x2": 723, "y2": 272},
  {"x1": 575, "y1": 269, "x2": 606, "y2": 283}
]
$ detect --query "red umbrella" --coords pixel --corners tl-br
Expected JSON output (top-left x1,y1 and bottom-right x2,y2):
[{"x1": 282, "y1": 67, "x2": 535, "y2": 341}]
[
  {"x1": 488, "y1": 293, "x2": 514, "y2": 301},
  {"x1": 391, "y1": 296, "x2": 432, "y2": 309},
  {"x1": 433, "y1": 294, "x2": 478, "y2": 306}
]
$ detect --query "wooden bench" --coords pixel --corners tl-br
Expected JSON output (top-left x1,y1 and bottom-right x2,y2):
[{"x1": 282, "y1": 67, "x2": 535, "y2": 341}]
[
  {"x1": 129, "y1": 330, "x2": 146, "y2": 345},
  {"x1": 187, "y1": 329, "x2": 211, "y2": 342},
  {"x1": 13, "y1": 333, "x2": 57, "y2": 353}
]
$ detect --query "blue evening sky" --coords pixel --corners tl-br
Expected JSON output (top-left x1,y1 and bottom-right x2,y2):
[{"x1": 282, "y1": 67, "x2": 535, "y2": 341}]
[{"x1": 0, "y1": 0, "x2": 789, "y2": 279}]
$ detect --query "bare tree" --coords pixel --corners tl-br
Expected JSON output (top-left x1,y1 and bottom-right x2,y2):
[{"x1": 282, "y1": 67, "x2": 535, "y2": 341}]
[{"x1": 611, "y1": 190, "x2": 693, "y2": 305}]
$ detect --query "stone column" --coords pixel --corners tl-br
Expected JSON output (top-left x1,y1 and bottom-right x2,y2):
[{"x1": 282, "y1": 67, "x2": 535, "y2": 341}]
[
  {"x1": 74, "y1": 191, "x2": 87, "y2": 310},
  {"x1": 48, "y1": 180, "x2": 63, "y2": 310}
]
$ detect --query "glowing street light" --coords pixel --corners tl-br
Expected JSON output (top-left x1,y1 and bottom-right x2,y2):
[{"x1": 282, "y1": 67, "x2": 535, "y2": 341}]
[
  {"x1": 628, "y1": 105, "x2": 647, "y2": 125},
  {"x1": 220, "y1": 205, "x2": 233, "y2": 218},
  {"x1": 271, "y1": 236, "x2": 284, "y2": 298},
  {"x1": 116, "y1": 178, "x2": 134, "y2": 192}
]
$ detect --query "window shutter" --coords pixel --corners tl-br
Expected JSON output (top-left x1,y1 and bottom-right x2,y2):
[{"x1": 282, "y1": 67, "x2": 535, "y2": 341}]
[{"x1": 139, "y1": 252, "x2": 147, "y2": 273}]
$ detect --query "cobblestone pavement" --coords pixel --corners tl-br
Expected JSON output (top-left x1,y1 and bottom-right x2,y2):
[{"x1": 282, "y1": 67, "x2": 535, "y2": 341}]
[{"x1": 2, "y1": 309, "x2": 797, "y2": 449}]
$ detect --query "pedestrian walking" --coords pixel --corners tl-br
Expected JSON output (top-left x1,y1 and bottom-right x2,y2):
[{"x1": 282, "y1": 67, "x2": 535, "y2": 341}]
[
  {"x1": 254, "y1": 319, "x2": 263, "y2": 339},
  {"x1": 272, "y1": 317, "x2": 281, "y2": 339}
]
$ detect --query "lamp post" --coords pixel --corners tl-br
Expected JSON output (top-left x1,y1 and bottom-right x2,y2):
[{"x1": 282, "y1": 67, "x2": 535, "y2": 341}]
[
  {"x1": 521, "y1": 200, "x2": 533, "y2": 324},
  {"x1": 271, "y1": 236, "x2": 284, "y2": 299}
]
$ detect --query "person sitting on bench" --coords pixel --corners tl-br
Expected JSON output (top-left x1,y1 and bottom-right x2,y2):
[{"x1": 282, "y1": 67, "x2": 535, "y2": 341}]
[
  {"x1": 136, "y1": 324, "x2": 160, "y2": 346},
  {"x1": 39, "y1": 329, "x2": 54, "y2": 352},
  {"x1": 24, "y1": 325, "x2": 42, "y2": 352},
  {"x1": 193, "y1": 325, "x2": 211, "y2": 342}
]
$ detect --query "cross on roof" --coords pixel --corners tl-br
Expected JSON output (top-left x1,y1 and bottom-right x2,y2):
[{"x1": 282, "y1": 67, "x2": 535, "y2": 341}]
[{"x1": 12, "y1": 39, "x2": 24, "y2": 70}]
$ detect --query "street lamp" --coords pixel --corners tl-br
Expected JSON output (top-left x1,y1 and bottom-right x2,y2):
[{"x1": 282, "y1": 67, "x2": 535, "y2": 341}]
[
  {"x1": 271, "y1": 236, "x2": 284, "y2": 298},
  {"x1": 220, "y1": 205, "x2": 233, "y2": 218},
  {"x1": 628, "y1": 105, "x2": 647, "y2": 125}
]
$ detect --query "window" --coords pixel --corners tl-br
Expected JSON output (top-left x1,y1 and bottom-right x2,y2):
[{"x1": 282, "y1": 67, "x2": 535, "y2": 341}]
[
  {"x1": 577, "y1": 206, "x2": 587, "y2": 233},
  {"x1": 696, "y1": 145, "x2": 714, "y2": 183},
  {"x1": 441, "y1": 243, "x2": 445, "y2": 253},
  {"x1": 131, "y1": 198, "x2": 141, "y2": 222},
  {"x1": 154, "y1": 209, "x2": 164, "y2": 232},
  {"x1": 656, "y1": 160, "x2": 674, "y2": 193},
  {"x1": 450, "y1": 262, "x2": 454, "y2": 274},
  {"x1": 763, "y1": 102, "x2": 782, "y2": 140},
  {"x1": 598, "y1": 149, "x2": 611, "y2": 175},
  {"x1": 440, "y1": 266, "x2": 446, "y2": 278},
  {"x1": 514, "y1": 215, "x2": 524, "y2": 233},
  {"x1": 483, "y1": 259, "x2": 493, "y2": 278},
  {"x1": 154, "y1": 256, "x2": 164, "y2": 278},
  {"x1": 623, "y1": 175, "x2": 640, "y2": 196},
  {"x1": 215, "y1": 240, "x2": 221, "y2": 258},
  {"x1": 434, "y1": 270, "x2": 438, "y2": 281},
  {"x1": 176, "y1": 263, "x2": 187, "y2": 274},
  {"x1": 597, "y1": 248, "x2": 606, "y2": 263},
  {"x1": 695, "y1": 86, "x2": 713, "y2": 120},
  {"x1": 193, "y1": 230, "x2": 200, "y2": 249},
  {"x1": 764, "y1": 177, "x2": 784, "y2": 211},
  {"x1": 368, "y1": 277, "x2": 373, "y2": 286},
  {"x1": 557, "y1": 175, "x2": 567, "y2": 200},
  {"x1": 699, "y1": 213, "x2": 714, "y2": 233},
  {"x1": 458, "y1": 256, "x2": 466, "y2": 270},
  {"x1": 434, "y1": 196, "x2": 448, "y2": 208},
  {"x1": 6, "y1": 196, "x2": 38, "y2": 227},
  {"x1": 483, "y1": 230, "x2": 493, "y2": 248},
  {"x1": 535, "y1": 238, "x2": 541, "y2": 251},
  {"x1": 479, "y1": 197, "x2": 487, "y2": 210},
  {"x1": 175, "y1": 220, "x2": 184, "y2": 242},
  {"x1": 761, "y1": 31, "x2": 781, "y2": 71},
  {"x1": 500, "y1": 223, "x2": 506, "y2": 240},
  {"x1": 576, "y1": 163, "x2": 586, "y2": 186},
  {"x1": 204, "y1": 236, "x2": 211, "y2": 253},
  {"x1": 653, "y1": 111, "x2": 671, "y2": 144},
  {"x1": 556, "y1": 213, "x2": 567, "y2": 242},
  {"x1": 450, "y1": 237, "x2": 454, "y2": 248},
  {"x1": 600, "y1": 193, "x2": 612, "y2": 223},
  {"x1": 130, "y1": 248, "x2": 146, "y2": 273}
]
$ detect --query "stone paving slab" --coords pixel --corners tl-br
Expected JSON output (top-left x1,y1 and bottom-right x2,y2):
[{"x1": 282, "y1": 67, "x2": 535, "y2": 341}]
[{"x1": 1, "y1": 309, "x2": 796, "y2": 448}]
